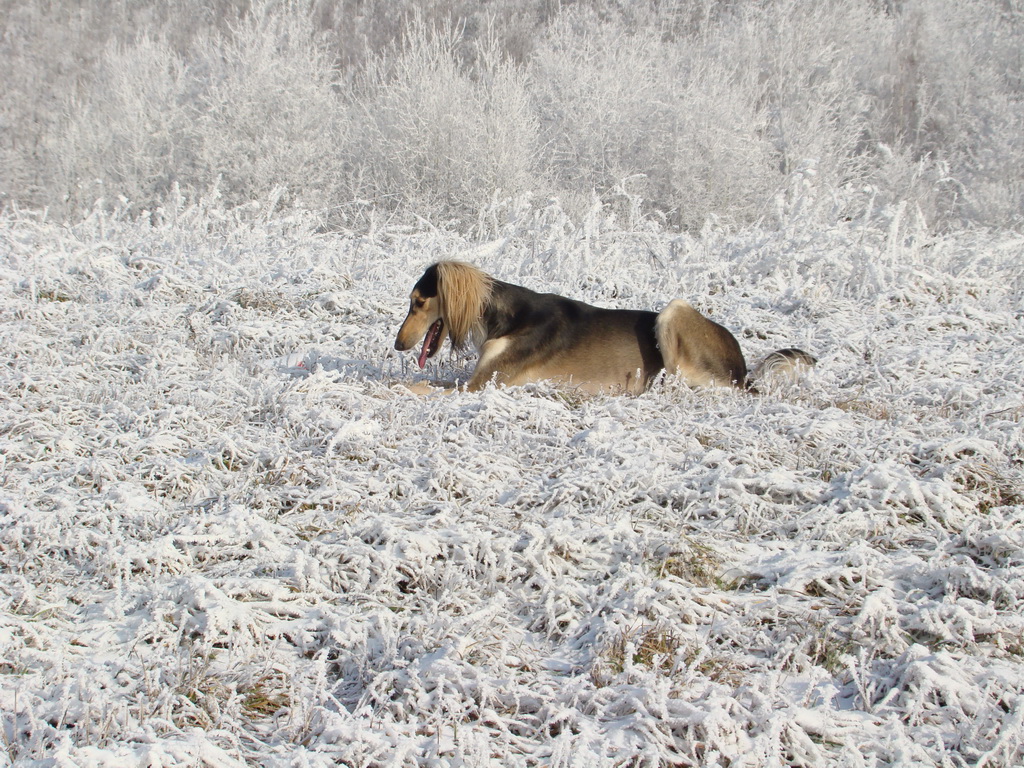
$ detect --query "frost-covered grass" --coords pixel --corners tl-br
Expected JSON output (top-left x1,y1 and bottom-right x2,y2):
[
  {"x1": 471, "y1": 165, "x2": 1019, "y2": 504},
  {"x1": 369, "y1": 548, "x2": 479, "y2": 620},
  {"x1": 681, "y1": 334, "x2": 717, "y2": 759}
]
[{"x1": 1, "y1": 200, "x2": 1023, "y2": 767}]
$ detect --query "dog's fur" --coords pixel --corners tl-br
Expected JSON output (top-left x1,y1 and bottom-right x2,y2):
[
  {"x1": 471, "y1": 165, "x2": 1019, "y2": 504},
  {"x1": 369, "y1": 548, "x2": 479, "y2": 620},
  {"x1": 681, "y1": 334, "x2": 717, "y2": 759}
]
[{"x1": 395, "y1": 261, "x2": 814, "y2": 394}]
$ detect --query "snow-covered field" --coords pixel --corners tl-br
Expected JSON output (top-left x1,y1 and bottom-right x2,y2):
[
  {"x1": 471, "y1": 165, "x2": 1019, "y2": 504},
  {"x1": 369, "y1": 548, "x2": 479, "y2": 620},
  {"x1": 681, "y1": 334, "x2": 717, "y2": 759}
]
[{"x1": 1, "y1": 199, "x2": 1023, "y2": 767}]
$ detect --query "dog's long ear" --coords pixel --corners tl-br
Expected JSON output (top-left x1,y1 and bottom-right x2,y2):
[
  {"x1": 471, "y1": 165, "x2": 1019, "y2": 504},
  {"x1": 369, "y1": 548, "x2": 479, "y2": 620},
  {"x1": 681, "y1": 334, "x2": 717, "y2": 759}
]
[{"x1": 436, "y1": 261, "x2": 492, "y2": 350}]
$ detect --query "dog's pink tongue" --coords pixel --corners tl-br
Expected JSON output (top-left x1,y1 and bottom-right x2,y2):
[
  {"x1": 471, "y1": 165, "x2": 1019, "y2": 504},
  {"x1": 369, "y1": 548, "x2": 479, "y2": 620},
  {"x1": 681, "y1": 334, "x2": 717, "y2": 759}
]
[
  {"x1": 417, "y1": 336, "x2": 431, "y2": 369},
  {"x1": 416, "y1": 320, "x2": 442, "y2": 369}
]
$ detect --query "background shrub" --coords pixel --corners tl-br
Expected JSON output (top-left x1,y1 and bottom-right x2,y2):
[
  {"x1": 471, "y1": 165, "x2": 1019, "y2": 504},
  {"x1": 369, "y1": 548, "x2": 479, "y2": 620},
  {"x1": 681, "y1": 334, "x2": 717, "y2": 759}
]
[
  {"x1": 1, "y1": 0, "x2": 1021, "y2": 231},
  {"x1": 349, "y1": 19, "x2": 541, "y2": 224}
]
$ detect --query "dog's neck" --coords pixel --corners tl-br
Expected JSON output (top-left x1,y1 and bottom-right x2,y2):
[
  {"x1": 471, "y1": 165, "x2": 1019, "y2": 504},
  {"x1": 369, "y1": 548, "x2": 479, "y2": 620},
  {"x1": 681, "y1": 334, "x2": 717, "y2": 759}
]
[{"x1": 472, "y1": 280, "x2": 537, "y2": 350}]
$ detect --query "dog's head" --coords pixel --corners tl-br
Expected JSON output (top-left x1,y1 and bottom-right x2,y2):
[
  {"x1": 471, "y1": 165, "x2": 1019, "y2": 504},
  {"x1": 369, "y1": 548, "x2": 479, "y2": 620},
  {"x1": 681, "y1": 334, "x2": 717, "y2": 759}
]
[{"x1": 395, "y1": 264, "x2": 449, "y2": 368}]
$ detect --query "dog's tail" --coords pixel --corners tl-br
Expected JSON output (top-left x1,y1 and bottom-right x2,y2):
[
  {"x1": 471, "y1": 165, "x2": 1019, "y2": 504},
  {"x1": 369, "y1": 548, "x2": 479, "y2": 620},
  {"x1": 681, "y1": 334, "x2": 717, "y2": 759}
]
[{"x1": 745, "y1": 347, "x2": 817, "y2": 392}]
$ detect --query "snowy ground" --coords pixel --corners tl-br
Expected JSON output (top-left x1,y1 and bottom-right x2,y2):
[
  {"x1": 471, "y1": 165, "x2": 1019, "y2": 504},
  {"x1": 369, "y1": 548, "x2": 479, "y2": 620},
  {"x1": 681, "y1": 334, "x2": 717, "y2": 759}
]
[{"x1": 1, "y1": 198, "x2": 1023, "y2": 767}]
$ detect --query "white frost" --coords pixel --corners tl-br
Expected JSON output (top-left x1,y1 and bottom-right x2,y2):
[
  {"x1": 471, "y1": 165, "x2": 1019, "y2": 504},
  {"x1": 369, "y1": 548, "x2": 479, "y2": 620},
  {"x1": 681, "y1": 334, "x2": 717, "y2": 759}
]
[{"x1": 1, "y1": 204, "x2": 1022, "y2": 766}]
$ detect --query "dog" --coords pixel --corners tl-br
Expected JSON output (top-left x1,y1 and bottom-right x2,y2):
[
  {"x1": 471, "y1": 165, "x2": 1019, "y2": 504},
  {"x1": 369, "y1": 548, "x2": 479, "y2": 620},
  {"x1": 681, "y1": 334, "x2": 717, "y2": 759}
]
[{"x1": 394, "y1": 260, "x2": 814, "y2": 394}]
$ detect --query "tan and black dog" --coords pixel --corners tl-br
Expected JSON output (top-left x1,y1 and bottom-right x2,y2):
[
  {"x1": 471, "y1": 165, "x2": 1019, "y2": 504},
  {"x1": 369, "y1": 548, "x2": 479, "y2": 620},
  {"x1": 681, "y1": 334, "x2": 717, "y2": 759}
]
[{"x1": 395, "y1": 260, "x2": 814, "y2": 394}]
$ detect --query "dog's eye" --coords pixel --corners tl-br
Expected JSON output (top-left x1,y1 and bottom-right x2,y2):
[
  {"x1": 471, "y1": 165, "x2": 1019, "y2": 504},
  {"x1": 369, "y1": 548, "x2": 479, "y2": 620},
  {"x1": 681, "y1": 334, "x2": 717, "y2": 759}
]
[{"x1": 413, "y1": 298, "x2": 426, "y2": 309}]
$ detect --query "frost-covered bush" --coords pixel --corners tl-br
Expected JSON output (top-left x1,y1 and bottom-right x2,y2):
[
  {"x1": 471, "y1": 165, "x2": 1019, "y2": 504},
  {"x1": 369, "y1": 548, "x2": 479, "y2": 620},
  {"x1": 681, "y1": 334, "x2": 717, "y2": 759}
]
[
  {"x1": 56, "y1": 2, "x2": 344, "y2": 214},
  {"x1": 187, "y1": 4, "x2": 346, "y2": 210},
  {"x1": 56, "y1": 36, "x2": 195, "y2": 213},
  {"x1": 531, "y1": 19, "x2": 776, "y2": 230},
  {"x1": 865, "y1": 0, "x2": 1024, "y2": 228},
  {"x1": 2, "y1": 0, "x2": 1023, "y2": 230},
  {"x1": 720, "y1": 1, "x2": 876, "y2": 199},
  {"x1": 350, "y1": 20, "x2": 541, "y2": 225}
]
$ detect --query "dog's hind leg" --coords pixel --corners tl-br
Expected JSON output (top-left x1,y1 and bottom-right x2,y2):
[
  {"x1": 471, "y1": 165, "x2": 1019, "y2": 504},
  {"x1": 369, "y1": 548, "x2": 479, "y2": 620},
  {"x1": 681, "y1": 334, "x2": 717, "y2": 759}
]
[{"x1": 655, "y1": 299, "x2": 747, "y2": 387}]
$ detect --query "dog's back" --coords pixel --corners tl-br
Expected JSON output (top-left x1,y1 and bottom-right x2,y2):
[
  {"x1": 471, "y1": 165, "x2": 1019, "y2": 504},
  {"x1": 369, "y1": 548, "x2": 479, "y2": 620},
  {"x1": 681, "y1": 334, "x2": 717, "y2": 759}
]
[{"x1": 480, "y1": 282, "x2": 664, "y2": 394}]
